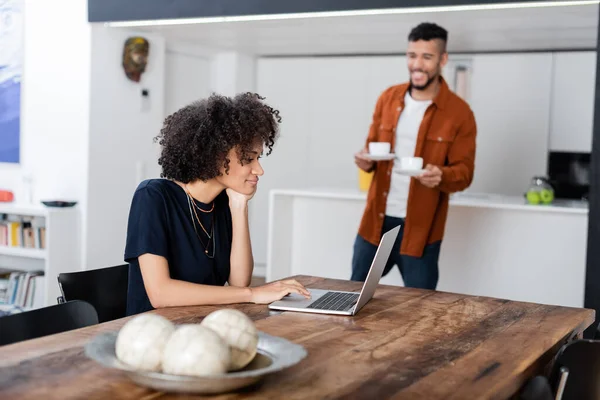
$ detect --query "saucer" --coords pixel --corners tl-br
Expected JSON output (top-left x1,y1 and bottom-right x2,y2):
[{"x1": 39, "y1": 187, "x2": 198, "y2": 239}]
[
  {"x1": 364, "y1": 153, "x2": 395, "y2": 161},
  {"x1": 398, "y1": 169, "x2": 426, "y2": 177}
]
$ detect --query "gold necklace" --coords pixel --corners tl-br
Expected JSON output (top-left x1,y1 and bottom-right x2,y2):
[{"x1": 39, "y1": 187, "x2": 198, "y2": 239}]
[
  {"x1": 184, "y1": 185, "x2": 214, "y2": 213},
  {"x1": 186, "y1": 194, "x2": 215, "y2": 258},
  {"x1": 188, "y1": 192, "x2": 213, "y2": 239}
]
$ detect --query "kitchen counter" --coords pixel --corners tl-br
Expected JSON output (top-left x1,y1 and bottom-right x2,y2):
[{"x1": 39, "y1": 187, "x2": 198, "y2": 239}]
[
  {"x1": 268, "y1": 188, "x2": 589, "y2": 214},
  {"x1": 267, "y1": 188, "x2": 588, "y2": 308}
]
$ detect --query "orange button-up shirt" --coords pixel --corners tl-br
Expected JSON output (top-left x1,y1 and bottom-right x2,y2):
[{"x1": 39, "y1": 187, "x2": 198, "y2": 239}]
[{"x1": 358, "y1": 77, "x2": 477, "y2": 257}]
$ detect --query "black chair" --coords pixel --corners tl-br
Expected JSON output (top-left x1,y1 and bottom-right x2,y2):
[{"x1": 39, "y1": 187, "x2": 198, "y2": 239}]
[
  {"x1": 547, "y1": 339, "x2": 600, "y2": 400},
  {"x1": 520, "y1": 337, "x2": 600, "y2": 400},
  {"x1": 519, "y1": 376, "x2": 554, "y2": 400},
  {"x1": 0, "y1": 300, "x2": 98, "y2": 346},
  {"x1": 57, "y1": 264, "x2": 129, "y2": 323}
]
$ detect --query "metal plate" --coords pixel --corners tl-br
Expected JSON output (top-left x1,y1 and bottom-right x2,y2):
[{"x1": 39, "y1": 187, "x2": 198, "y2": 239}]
[{"x1": 85, "y1": 330, "x2": 308, "y2": 394}]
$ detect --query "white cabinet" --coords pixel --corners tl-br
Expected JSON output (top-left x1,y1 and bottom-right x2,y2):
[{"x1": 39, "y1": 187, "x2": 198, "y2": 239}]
[
  {"x1": 467, "y1": 53, "x2": 553, "y2": 196},
  {"x1": 549, "y1": 51, "x2": 597, "y2": 153}
]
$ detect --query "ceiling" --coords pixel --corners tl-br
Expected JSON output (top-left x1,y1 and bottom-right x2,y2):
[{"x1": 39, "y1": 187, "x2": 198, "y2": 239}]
[{"x1": 121, "y1": 3, "x2": 600, "y2": 55}]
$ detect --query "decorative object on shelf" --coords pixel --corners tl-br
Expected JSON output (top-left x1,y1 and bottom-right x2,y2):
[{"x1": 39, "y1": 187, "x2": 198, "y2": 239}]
[
  {"x1": 41, "y1": 200, "x2": 77, "y2": 208},
  {"x1": 122, "y1": 37, "x2": 149, "y2": 82},
  {"x1": 526, "y1": 176, "x2": 555, "y2": 205},
  {"x1": 0, "y1": 190, "x2": 14, "y2": 202}
]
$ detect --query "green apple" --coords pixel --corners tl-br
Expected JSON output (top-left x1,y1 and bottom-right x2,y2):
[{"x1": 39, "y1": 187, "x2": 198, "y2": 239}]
[
  {"x1": 526, "y1": 190, "x2": 541, "y2": 205},
  {"x1": 540, "y1": 189, "x2": 554, "y2": 204}
]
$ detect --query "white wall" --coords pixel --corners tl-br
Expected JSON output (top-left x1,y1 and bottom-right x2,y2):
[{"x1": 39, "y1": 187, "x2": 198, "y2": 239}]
[
  {"x1": 0, "y1": 0, "x2": 91, "y2": 271},
  {"x1": 165, "y1": 49, "x2": 210, "y2": 116},
  {"x1": 210, "y1": 52, "x2": 256, "y2": 96},
  {"x1": 85, "y1": 26, "x2": 166, "y2": 270},
  {"x1": 0, "y1": 0, "x2": 90, "y2": 206}
]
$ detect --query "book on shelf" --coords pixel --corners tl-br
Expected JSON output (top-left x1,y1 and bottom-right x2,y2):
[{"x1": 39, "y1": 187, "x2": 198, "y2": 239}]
[
  {"x1": 0, "y1": 213, "x2": 46, "y2": 250},
  {"x1": 0, "y1": 270, "x2": 45, "y2": 309}
]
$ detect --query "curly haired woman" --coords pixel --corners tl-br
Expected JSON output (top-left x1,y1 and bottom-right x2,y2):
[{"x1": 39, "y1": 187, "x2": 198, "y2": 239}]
[{"x1": 124, "y1": 93, "x2": 310, "y2": 316}]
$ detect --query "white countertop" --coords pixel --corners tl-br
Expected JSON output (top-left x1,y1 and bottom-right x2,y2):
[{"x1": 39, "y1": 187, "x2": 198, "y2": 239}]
[{"x1": 270, "y1": 188, "x2": 589, "y2": 215}]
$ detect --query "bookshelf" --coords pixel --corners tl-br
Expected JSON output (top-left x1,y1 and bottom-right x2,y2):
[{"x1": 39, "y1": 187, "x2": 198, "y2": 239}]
[
  {"x1": 0, "y1": 203, "x2": 80, "y2": 309},
  {"x1": 1, "y1": 246, "x2": 47, "y2": 260}
]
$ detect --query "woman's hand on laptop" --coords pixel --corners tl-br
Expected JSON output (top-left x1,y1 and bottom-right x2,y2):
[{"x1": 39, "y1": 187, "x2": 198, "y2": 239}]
[{"x1": 250, "y1": 279, "x2": 311, "y2": 304}]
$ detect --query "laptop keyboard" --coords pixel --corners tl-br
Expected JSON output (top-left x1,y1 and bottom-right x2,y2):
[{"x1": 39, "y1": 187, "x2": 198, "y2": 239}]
[{"x1": 307, "y1": 291, "x2": 359, "y2": 312}]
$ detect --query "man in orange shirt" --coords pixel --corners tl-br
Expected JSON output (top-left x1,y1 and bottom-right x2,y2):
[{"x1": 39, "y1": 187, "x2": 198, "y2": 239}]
[{"x1": 352, "y1": 22, "x2": 477, "y2": 289}]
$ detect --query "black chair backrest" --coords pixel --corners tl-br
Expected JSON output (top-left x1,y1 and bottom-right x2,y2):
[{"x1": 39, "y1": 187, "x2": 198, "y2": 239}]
[
  {"x1": 0, "y1": 300, "x2": 98, "y2": 346},
  {"x1": 57, "y1": 264, "x2": 128, "y2": 323},
  {"x1": 550, "y1": 339, "x2": 600, "y2": 400}
]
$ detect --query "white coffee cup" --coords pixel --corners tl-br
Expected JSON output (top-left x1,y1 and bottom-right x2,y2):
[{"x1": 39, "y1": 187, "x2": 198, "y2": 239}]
[
  {"x1": 400, "y1": 157, "x2": 423, "y2": 170},
  {"x1": 368, "y1": 142, "x2": 391, "y2": 156}
]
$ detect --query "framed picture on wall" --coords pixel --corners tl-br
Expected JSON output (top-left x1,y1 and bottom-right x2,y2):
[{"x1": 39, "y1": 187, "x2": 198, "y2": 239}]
[{"x1": 0, "y1": 0, "x2": 23, "y2": 164}]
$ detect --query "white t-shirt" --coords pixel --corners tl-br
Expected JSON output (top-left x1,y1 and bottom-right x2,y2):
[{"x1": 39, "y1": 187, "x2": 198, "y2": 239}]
[{"x1": 385, "y1": 92, "x2": 432, "y2": 218}]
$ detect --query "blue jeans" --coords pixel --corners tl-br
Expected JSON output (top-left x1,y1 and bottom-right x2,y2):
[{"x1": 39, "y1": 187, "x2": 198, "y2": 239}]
[{"x1": 351, "y1": 215, "x2": 440, "y2": 290}]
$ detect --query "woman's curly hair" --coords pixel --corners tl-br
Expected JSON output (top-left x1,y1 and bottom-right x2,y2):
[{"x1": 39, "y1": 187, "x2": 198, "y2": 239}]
[{"x1": 154, "y1": 92, "x2": 281, "y2": 183}]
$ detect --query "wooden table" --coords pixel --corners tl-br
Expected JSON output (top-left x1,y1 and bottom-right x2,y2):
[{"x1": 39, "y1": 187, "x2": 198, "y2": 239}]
[{"x1": 0, "y1": 276, "x2": 594, "y2": 400}]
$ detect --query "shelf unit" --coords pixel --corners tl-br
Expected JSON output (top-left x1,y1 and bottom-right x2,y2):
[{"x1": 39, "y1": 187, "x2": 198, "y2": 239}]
[{"x1": 0, "y1": 203, "x2": 80, "y2": 308}]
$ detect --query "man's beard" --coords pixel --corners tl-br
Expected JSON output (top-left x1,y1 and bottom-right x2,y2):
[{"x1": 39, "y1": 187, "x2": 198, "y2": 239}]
[{"x1": 410, "y1": 70, "x2": 439, "y2": 90}]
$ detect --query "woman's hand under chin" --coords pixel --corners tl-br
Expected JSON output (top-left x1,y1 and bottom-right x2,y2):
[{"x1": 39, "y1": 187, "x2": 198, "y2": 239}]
[{"x1": 226, "y1": 188, "x2": 255, "y2": 209}]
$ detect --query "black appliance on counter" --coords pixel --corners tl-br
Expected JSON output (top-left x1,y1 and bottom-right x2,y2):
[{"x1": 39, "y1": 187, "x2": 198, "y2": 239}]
[{"x1": 547, "y1": 151, "x2": 590, "y2": 201}]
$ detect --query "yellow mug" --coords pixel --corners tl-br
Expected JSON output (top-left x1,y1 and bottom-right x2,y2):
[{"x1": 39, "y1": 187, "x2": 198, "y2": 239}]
[{"x1": 358, "y1": 169, "x2": 373, "y2": 192}]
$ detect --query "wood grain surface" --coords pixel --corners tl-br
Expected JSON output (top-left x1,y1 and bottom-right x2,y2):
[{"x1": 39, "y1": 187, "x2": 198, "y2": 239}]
[{"x1": 0, "y1": 275, "x2": 594, "y2": 400}]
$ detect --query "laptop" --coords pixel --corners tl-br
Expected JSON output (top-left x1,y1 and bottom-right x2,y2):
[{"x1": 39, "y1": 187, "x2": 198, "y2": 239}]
[{"x1": 268, "y1": 225, "x2": 400, "y2": 316}]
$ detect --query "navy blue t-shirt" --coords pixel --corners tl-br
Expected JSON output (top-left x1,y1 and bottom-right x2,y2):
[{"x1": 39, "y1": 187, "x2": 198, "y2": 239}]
[{"x1": 124, "y1": 179, "x2": 232, "y2": 316}]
